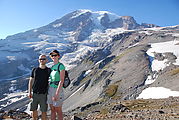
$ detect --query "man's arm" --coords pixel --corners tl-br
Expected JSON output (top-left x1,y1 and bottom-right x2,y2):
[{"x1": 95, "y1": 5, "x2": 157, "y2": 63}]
[{"x1": 28, "y1": 77, "x2": 34, "y2": 98}]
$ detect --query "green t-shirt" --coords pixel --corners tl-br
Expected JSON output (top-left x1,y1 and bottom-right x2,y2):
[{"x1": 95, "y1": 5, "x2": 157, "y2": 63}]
[{"x1": 50, "y1": 62, "x2": 65, "y2": 88}]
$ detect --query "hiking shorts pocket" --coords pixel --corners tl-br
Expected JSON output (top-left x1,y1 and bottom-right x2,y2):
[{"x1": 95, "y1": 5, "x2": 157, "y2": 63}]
[
  {"x1": 30, "y1": 93, "x2": 48, "y2": 112},
  {"x1": 47, "y1": 87, "x2": 64, "y2": 107}
]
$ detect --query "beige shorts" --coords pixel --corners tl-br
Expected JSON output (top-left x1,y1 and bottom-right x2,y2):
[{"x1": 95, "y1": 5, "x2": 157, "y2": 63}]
[{"x1": 47, "y1": 87, "x2": 64, "y2": 107}]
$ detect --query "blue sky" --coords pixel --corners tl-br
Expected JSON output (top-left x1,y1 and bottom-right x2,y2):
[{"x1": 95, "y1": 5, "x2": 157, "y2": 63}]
[{"x1": 0, "y1": 0, "x2": 179, "y2": 39}]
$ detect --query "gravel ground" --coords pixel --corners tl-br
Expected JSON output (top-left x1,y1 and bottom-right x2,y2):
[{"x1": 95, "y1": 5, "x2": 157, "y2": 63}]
[{"x1": 63, "y1": 97, "x2": 179, "y2": 120}]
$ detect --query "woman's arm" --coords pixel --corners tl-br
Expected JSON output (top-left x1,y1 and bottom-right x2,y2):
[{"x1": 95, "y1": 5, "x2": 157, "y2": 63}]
[{"x1": 53, "y1": 69, "x2": 65, "y2": 101}]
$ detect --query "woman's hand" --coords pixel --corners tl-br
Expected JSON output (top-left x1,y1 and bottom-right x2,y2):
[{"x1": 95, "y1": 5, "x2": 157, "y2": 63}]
[{"x1": 52, "y1": 94, "x2": 59, "y2": 101}]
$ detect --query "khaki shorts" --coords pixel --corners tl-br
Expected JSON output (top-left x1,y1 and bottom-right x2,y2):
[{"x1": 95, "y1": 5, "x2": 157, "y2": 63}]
[
  {"x1": 47, "y1": 87, "x2": 64, "y2": 107},
  {"x1": 30, "y1": 93, "x2": 48, "y2": 112}
]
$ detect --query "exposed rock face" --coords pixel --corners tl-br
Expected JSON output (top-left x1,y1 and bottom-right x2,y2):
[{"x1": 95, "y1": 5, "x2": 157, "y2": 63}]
[{"x1": 120, "y1": 16, "x2": 139, "y2": 29}]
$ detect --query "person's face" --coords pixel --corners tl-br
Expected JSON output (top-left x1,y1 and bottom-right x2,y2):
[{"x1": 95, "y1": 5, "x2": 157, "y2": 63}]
[
  {"x1": 50, "y1": 53, "x2": 60, "y2": 62},
  {"x1": 38, "y1": 55, "x2": 47, "y2": 65}
]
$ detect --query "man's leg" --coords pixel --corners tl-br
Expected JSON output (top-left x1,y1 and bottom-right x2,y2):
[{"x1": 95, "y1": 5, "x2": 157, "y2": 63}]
[
  {"x1": 41, "y1": 112, "x2": 47, "y2": 120},
  {"x1": 39, "y1": 94, "x2": 48, "y2": 120},
  {"x1": 30, "y1": 93, "x2": 39, "y2": 120},
  {"x1": 32, "y1": 110, "x2": 38, "y2": 120}
]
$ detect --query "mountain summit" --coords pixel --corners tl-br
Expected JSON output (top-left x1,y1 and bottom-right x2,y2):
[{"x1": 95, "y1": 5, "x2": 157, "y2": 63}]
[{"x1": 50, "y1": 9, "x2": 156, "y2": 32}]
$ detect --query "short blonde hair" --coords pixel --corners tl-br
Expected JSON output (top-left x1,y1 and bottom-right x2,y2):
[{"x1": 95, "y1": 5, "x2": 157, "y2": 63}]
[{"x1": 39, "y1": 54, "x2": 47, "y2": 59}]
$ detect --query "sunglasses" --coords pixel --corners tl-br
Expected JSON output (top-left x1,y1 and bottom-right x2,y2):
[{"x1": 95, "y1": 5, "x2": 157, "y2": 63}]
[
  {"x1": 51, "y1": 54, "x2": 58, "y2": 57},
  {"x1": 39, "y1": 58, "x2": 46, "y2": 61}
]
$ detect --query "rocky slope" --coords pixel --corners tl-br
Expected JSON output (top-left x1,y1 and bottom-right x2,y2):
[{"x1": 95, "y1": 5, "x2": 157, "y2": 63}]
[
  {"x1": 62, "y1": 25, "x2": 179, "y2": 112},
  {"x1": 1, "y1": 97, "x2": 179, "y2": 120},
  {"x1": 63, "y1": 97, "x2": 179, "y2": 120}
]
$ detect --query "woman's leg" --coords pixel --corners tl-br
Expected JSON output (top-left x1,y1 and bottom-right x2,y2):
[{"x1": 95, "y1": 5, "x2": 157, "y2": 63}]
[
  {"x1": 50, "y1": 104, "x2": 56, "y2": 120},
  {"x1": 55, "y1": 106, "x2": 63, "y2": 120}
]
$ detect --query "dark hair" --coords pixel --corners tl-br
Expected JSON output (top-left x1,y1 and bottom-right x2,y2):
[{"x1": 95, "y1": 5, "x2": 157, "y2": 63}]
[{"x1": 49, "y1": 50, "x2": 60, "y2": 55}]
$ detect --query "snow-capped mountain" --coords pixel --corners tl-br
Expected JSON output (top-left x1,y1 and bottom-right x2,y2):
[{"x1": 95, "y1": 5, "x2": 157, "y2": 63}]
[{"x1": 0, "y1": 9, "x2": 157, "y2": 80}]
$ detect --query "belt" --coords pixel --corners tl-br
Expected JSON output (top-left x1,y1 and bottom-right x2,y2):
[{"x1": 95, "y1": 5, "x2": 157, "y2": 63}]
[
  {"x1": 49, "y1": 81, "x2": 59, "y2": 86},
  {"x1": 33, "y1": 91, "x2": 47, "y2": 94}
]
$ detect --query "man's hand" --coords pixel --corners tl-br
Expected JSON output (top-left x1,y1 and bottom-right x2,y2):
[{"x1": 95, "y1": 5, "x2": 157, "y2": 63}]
[
  {"x1": 28, "y1": 93, "x2": 32, "y2": 99},
  {"x1": 28, "y1": 77, "x2": 34, "y2": 99}
]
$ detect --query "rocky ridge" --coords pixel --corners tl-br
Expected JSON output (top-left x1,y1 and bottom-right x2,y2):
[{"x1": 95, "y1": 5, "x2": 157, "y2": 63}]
[
  {"x1": 1, "y1": 97, "x2": 179, "y2": 120},
  {"x1": 63, "y1": 97, "x2": 179, "y2": 120}
]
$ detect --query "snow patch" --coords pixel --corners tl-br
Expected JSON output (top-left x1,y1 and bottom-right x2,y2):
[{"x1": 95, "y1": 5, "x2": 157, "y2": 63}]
[
  {"x1": 165, "y1": 33, "x2": 179, "y2": 37},
  {"x1": 84, "y1": 70, "x2": 92, "y2": 77},
  {"x1": 0, "y1": 91, "x2": 28, "y2": 109},
  {"x1": 18, "y1": 64, "x2": 31, "y2": 72},
  {"x1": 53, "y1": 23, "x2": 62, "y2": 28},
  {"x1": 7, "y1": 56, "x2": 16, "y2": 61},
  {"x1": 147, "y1": 40, "x2": 179, "y2": 72},
  {"x1": 137, "y1": 87, "x2": 179, "y2": 99}
]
